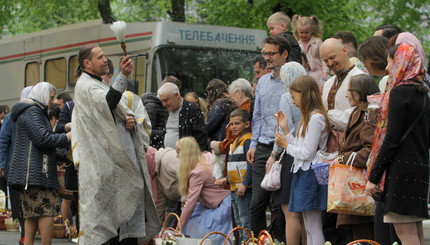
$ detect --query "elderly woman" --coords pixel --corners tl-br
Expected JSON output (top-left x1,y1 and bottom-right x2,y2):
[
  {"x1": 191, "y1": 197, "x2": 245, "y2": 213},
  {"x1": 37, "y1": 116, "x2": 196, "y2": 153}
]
[
  {"x1": 7, "y1": 82, "x2": 71, "y2": 245},
  {"x1": 211, "y1": 78, "x2": 253, "y2": 155}
]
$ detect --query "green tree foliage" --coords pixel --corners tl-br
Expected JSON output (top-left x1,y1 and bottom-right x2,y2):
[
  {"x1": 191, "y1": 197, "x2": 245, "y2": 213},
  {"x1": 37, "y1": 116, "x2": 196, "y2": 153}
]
[
  {"x1": 0, "y1": 0, "x2": 428, "y2": 55},
  {"x1": 196, "y1": 0, "x2": 429, "y2": 57},
  {"x1": 0, "y1": 0, "x2": 99, "y2": 36}
]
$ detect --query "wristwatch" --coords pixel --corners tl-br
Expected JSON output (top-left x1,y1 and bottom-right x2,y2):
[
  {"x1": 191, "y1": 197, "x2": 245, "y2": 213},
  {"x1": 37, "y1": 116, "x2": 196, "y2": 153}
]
[{"x1": 270, "y1": 152, "x2": 277, "y2": 158}]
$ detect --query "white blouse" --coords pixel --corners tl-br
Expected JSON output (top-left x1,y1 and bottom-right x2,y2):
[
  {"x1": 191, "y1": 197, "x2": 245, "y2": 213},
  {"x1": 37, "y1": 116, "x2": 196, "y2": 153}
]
[{"x1": 286, "y1": 112, "x2": 329, "y2": 173}]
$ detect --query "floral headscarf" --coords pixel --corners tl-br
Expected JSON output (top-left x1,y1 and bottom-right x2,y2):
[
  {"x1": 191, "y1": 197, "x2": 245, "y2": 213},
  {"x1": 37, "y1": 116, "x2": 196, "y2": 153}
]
[
  {"x1": 367, "y1": 43, "x2": 425, "y2": 186},
  {"x1": 280, "y1": 61, "x2": 307, "y2": 89},
  {"x1": 395, "y1": 32, "x2": 426, "y2": 65},
  {"x1": 28, "y1": 82, "x2": 55, "y2": 106}
]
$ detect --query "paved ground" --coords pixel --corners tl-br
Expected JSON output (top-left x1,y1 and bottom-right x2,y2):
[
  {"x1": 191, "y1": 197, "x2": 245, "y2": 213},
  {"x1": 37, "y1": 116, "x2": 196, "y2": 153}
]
[{"x1": 0, "y1": 231, "x2": 75, "y2": 245}]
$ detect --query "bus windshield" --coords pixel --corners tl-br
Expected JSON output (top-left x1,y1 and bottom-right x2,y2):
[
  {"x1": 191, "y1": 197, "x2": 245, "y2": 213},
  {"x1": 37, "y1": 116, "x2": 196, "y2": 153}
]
[{"x1": 152, "y1": 47, "x2": 259, "y2": 97}]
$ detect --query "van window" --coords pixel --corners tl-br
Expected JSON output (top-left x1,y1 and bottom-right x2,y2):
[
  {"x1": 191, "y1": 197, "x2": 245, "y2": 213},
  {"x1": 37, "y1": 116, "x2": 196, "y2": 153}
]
[
  {"x1": 69, "y1": 55, "x2": 78, "y2": 88},
  {"x1": 25, "y1": 62, "x2": 40, "y2": 86},
  {"x1": 45, "y1": 58, "x2": 66, "y2": 90},
  {"x1": 152, "y1": 47, "x2": 258, "y2": 97}
]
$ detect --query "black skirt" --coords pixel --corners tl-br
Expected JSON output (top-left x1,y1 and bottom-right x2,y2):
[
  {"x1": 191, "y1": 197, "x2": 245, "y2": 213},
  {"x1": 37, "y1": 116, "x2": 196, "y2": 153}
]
[{"x1": 272, "y1": 153, "x2": 294, "y2": 205}]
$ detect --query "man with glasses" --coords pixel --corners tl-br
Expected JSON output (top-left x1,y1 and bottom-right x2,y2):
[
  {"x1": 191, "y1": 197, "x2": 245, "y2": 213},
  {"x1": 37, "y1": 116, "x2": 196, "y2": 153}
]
[{"x1": 246, "y1": 35, "x2": 290, "y2": 235}]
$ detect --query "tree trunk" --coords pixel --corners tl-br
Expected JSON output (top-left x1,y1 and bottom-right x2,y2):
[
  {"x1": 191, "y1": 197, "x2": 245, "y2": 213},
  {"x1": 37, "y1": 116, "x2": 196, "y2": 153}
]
[
  {"x1": 168, "y1": 0, "x2": 186, "y2": 22},
  {"x1": 98, "y1": 0, "x2": 116, "y2": 24}
]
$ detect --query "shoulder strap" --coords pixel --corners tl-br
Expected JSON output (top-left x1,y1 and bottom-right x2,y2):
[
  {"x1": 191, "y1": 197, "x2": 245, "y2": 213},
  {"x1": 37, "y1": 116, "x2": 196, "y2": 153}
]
[{"x1": 400, "y1": 94, "x2": 427, "y2": 143}]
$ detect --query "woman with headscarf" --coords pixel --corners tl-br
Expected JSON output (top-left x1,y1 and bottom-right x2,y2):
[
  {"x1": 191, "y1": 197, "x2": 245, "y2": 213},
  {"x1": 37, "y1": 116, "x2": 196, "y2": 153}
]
[
  {"x1": 389, "y1": 32, "x2": 429, "y2": 88},
  {"x1": 0, "y1": 86, "x2": 33, "y2": 245},
  {"x1": 365, "y1": 43, "x2": 430, "y2": 244},
  {"x1": 268, "y1": 61, "x2": 306, "y2": 245},
  {"x1": 7, "y1": 82, "x2": 71, "y2": 245}
]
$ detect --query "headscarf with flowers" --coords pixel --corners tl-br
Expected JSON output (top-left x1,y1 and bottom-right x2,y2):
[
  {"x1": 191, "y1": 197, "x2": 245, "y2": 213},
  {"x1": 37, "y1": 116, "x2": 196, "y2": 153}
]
[{"x1": 367, "y1": 43, "x2": 425, "y2": 188}]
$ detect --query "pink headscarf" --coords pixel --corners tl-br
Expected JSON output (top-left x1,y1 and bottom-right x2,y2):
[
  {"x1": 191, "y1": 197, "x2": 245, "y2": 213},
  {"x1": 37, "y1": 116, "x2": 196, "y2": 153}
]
[
  {"x1": 367, "y1": 43, "x2": 425, "y2": 188},
  {"x1": 395, "y1": 32, "x2": 426, "y2": 66}
]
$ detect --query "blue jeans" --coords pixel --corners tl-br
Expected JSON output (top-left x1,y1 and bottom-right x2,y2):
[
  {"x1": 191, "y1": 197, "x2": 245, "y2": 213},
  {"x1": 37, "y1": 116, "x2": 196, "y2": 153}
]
[{"x1": 231, "y1": 188, "x2": 252, "y2": 241}]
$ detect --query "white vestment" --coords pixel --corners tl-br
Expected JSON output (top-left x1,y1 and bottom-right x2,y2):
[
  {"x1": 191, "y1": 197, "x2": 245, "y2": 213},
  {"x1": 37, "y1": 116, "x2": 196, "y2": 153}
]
[
  {"x1": 322, "y1": 67, "x2": 364, "y2": 130},
  {"x1": 72, "y1": 73, "x2": 159, "y2": 244}
]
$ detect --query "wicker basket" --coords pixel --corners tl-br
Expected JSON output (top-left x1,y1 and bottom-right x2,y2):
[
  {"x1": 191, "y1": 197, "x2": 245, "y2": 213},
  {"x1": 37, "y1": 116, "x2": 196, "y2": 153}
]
[
  {"x1": 5, "y1": 218, "x2": 20, "y2": 231},
  {"x1": 52, "y1": 223, "x2": 68, "y2": 239}
]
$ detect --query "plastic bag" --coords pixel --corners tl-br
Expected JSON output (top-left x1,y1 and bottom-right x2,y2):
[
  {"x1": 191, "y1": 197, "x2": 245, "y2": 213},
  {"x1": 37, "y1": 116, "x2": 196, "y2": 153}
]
[
  {"x1": 366, "y1": 93, "x2": 383, "y2": 126},
  {"x1": 311, "y1": 150, "x2": 338, "y2": 185},
  {"x1": 212, "y1": 153, "x2": 226, "y2": 180},
  {"x1": 327, "y1": 152, "x2": 376, "y2": 216},
  {"x1": 261, "y1": 151, "x2": 285, "y2": 191}
]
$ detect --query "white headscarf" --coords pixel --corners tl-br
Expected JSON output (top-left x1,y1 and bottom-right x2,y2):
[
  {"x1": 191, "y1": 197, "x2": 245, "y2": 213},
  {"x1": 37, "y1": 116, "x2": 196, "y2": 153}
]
[
  {"x1": 280, "y1": 62, "x2": 307, "y2": 89},
  {"x1": 20, "y1": 86, "x2": 34, "y2": 101},
  {"x1": 28, "y1": 82, "x2": 55, "y2": 105}
]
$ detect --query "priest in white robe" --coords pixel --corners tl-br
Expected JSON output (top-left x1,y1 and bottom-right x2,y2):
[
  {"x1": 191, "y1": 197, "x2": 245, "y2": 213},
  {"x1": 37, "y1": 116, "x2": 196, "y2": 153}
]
[{"x1": 72, "y1": 44, "x2": 159, "y2": 245}]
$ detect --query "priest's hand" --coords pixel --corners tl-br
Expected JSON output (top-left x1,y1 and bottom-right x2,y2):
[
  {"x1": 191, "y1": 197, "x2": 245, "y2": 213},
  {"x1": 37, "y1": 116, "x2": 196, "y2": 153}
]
[
  {"x1": 120, "y1": 55, "x2": 134, "y2": 77},
  {"x1": 125, "y1": 115, "x2": 136, "y2": 130}
]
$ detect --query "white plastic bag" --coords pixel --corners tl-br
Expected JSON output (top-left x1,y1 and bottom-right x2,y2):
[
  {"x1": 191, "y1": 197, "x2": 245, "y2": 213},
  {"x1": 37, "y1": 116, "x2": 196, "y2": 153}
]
[
  {"x1": 212, "y1": 153, "x2": 226, "y2": 180},
  {"x1": 261, "y1": 150, "x2": 285, "y2": 191}
]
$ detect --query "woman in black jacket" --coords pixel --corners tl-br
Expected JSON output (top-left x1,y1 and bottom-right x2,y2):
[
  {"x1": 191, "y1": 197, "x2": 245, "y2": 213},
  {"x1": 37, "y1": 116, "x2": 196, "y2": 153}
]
[
  {"x1": 8, "y1": 82, "x2": 71, "y2": 245},
  {"x1": 366, "y1": 43, "x2": 430, "y2": 244},
  {"x1": 205, "y1": 79, "x2": 235, "y2": 141}
]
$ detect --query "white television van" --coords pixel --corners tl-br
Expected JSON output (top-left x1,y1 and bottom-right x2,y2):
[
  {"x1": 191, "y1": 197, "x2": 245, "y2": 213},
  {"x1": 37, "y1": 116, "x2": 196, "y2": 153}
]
[{"x1": 0, "y1": 20, "x2": 267, "y2": 107}]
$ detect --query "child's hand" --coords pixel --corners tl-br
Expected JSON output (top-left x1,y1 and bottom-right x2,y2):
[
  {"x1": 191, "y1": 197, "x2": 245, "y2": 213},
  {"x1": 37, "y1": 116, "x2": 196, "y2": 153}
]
[
  {"x1": 214, "y1": 177, "x2": 227, "y2": 186},
  {"x1": 237, "y1": 185, "x2": 246, "y2": 197},
  {"x1": 277, "y1": 111, "x2": 290, "y2": 134},
  {"x1": 275, "y1": 132, "x2": 288, "y2": 149}
]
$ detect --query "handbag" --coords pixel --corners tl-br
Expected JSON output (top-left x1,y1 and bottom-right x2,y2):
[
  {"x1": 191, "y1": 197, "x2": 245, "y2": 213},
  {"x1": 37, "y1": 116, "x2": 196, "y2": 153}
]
[
  {"x1": 327, "y1": 152, "x2": 376, "y2": 216},
  {"x1": 260, "y1": 150, "x2": 285, "y2": 191}
]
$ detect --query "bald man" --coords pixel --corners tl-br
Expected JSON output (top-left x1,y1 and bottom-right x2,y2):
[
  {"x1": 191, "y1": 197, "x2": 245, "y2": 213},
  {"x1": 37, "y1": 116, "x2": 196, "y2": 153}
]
[
  {"x1": 319, "y1": 38, "x2": 365, "y2": 245},
  {"x1": 320, "y1": 38, "x2": 364, "y2": 130}
]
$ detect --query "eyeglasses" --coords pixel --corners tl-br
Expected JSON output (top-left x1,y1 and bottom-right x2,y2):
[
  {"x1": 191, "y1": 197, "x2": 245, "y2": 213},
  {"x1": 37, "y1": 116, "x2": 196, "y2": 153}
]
[{"x1": 261, "y1": 51, "x2": 281, "y2": 57}]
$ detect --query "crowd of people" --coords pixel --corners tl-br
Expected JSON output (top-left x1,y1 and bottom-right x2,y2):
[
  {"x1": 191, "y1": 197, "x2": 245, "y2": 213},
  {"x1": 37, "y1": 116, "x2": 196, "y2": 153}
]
[{"x1": 0, "y1": 11, "x2": 429, "y2": 245}]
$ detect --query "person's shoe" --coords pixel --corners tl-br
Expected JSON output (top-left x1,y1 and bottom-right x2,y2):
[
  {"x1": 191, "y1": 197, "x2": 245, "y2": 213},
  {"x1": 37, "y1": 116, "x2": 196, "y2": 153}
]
[{"x1": 19, "y1": 237, "x2": 24, "y2": 245}]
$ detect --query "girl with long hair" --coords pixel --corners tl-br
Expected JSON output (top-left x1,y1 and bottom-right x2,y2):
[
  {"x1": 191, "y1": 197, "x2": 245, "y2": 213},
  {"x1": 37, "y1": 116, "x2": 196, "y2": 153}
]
[
  {"x1": 176, "y1": 137, "x2": 232, "y2": 244},
  {"x1": 275, "y1": 76, "x2": 331, "y2": 245}
]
